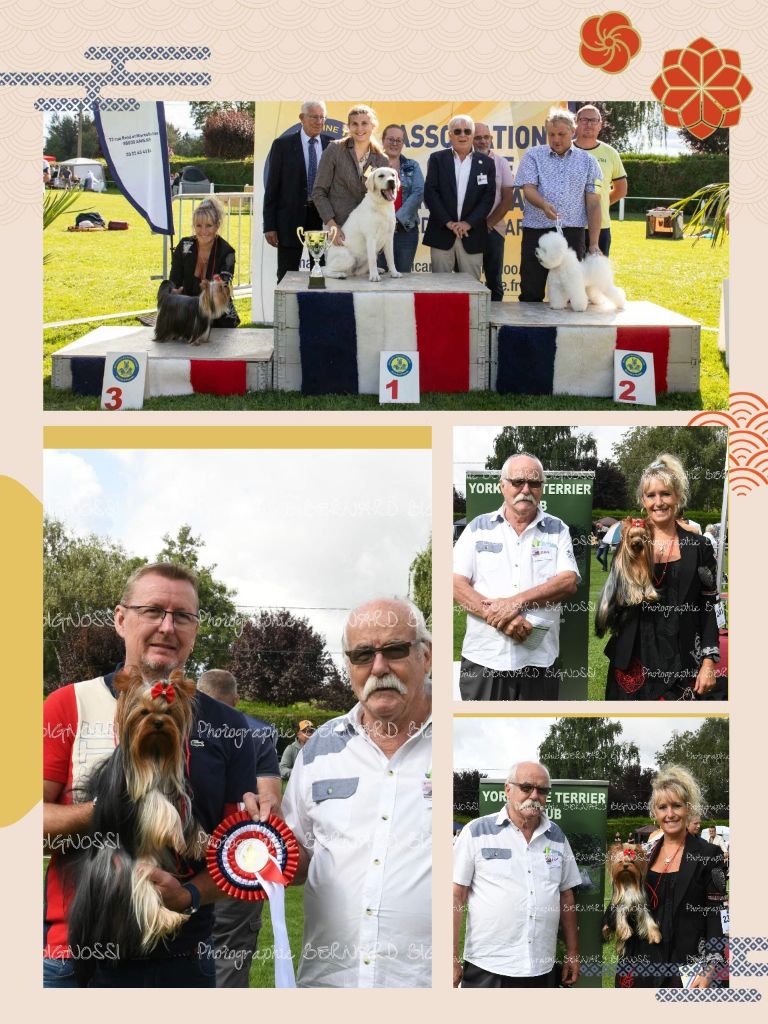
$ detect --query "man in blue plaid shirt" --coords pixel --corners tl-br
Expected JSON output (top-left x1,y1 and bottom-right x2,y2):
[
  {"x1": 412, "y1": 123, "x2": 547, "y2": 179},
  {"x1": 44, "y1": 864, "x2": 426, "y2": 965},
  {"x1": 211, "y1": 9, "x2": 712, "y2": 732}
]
[{"x1": 514, "y1": 108, "x2": 602, "y2": 303}]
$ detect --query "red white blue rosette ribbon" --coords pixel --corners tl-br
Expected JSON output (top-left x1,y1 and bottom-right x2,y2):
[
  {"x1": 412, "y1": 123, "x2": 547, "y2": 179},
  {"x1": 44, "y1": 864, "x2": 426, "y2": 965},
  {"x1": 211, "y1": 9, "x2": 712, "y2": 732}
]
[
  {"x1": 207, "y1": 811, "x2": 298, "y2": 901},
  {"x1": 208, "y1": 811, "x2": 299, "y2": 987}
]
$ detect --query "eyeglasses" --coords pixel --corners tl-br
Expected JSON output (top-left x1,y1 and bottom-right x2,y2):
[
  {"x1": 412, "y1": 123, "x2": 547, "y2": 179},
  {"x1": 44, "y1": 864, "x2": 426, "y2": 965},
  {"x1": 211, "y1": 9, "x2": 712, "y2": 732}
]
[
  {"x1": 304, "y1": 114, "x2": 325, "y2": 121},
  {"x1": 345, "y1": 642, "x2": 415, "y2": 666},
  {"x1": 578, "y1": 117, "x2": 601, "y2": 124},
  {"x1": 503, "y1": 477, "x2": 544, "y2": 489},
  {"x1": 512, "y1": 782, "x2": 552, "y2": 796},
  {"x1": 123, "y1": 604, "x2": 200, "y2": 629},
  {"x1": 384, "y1": 137, "x2": 404, "y2": 145},
  {"x1": 300, "y1": 727, "x2": 316, "y2": 735},
  {"x1": 452, "y1": 128, "x2": 473, "y2": 135},
  {"x1": 474, "y1": 134, "x2": 492, "y2": 141}
]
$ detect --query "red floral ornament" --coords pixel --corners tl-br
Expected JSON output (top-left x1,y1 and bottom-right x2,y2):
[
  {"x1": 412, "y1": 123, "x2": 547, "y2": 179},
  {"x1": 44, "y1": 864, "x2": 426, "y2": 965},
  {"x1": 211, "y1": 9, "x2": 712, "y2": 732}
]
[
  {"x1": 580, "y1": 12, "x2": 641, "y2": 74},
  {"x1": 651, "y1": 37, "x2": 752, "y2": 140}
]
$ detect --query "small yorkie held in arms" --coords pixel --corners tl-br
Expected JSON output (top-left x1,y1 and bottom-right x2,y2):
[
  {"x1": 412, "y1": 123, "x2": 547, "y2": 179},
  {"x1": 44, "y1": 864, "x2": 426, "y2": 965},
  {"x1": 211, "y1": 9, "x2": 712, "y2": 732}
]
[
  {"x1": 602, "y1": 843, "x2": 662, "y2": 956},
  {"x1": 65, "y1": 667, "x2": 206, "y2": 985},
  {"x1": 154, "y1": 276, "x2": 232, "y2": 346},
  {"x1": 595, "y1": 518, "x2": 658, "y2": 637}
]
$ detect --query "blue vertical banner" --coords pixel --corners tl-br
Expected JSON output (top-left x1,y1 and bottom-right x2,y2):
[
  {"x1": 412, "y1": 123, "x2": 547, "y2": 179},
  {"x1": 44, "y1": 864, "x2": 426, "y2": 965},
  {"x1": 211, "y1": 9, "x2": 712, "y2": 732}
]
[{"x1": 93, "y1": 100, "x2": 174, "y2": 235}]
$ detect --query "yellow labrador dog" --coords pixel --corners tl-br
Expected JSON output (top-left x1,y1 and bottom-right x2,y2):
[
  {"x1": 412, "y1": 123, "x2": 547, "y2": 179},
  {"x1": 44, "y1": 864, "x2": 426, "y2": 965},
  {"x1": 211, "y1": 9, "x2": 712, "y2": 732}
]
[{"x1": 324, "y1": 167, "x2": 402, "y2": 283}]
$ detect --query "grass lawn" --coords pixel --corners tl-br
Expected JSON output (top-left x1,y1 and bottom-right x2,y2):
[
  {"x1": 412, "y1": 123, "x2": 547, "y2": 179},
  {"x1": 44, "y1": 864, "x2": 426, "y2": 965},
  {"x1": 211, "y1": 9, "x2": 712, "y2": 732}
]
[
  {"x1": 44, "y1": 191, "x2": 252, "y2": 324},
  {"x1": 43, "y1": 210, "x2": 728, "y2": 411},
  {"x1": 454, "y1": 547, "x2": 728, "y2": 702},
  {"x1": 248, "y1": 884, "x2": 304, "y2": 987}
]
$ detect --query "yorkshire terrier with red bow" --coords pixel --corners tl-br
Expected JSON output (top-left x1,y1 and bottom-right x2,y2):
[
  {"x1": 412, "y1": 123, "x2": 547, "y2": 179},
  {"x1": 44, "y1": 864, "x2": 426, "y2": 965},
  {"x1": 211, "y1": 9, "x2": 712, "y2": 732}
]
[
  {"x1": 66, "y1": 667, "x2": 205, "y2": 983},
  {"x1": 602, "y1": 843, "x2": 662, "y2": 955},
  {"x1": 595, "y1": 518, "x2": 659, "y2": 637}
]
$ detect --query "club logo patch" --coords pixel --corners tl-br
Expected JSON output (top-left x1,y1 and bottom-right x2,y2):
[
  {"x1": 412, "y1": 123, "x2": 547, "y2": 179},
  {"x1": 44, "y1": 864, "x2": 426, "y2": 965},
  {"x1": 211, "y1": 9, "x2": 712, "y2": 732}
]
[
  {"x1": 620, "y1": 353, "x2": 647, "y2": 377},
  {"x1": 112, "y1": 355, "x2": 140, "y2": 382},
  {"x1": 387, "y1": 354, "x2": 413, "y2": 377}
]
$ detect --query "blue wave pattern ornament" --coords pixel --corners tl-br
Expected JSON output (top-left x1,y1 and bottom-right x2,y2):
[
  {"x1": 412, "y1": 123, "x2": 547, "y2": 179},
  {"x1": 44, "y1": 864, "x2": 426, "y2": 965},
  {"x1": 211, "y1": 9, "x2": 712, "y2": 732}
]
[{"x1": 0, "y1": 46, "x2": 210, "y2": 111}]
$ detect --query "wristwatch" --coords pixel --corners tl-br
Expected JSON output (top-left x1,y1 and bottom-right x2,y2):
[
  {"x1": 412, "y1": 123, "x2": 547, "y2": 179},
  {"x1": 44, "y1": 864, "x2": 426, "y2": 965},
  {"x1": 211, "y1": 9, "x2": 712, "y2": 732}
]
[{"x1": 181, "y1": 881, "x2": 201, "y2": 916}]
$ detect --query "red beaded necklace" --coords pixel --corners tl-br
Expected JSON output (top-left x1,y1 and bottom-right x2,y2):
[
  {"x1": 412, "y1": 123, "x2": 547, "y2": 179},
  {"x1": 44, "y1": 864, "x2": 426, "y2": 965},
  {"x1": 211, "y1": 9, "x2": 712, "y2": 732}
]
[{"x1": 652, "y1": 533, "x2": 677, "y2": 586}]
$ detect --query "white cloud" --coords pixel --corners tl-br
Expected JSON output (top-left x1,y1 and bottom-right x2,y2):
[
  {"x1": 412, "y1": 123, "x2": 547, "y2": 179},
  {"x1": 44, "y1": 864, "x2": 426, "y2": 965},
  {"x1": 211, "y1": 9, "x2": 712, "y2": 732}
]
[
  {"x1": 453, "y1": 426, "x2": 630, "y2": 493},
  {"x1": 43, "y1": 452, "x2": 106, "y2": 533},
  {"x1": 44, "y1": 448, "x2": 431, "y2": 653},
  {"x1": 453, "y1": 716, "x2": 723, "y2": 774}
]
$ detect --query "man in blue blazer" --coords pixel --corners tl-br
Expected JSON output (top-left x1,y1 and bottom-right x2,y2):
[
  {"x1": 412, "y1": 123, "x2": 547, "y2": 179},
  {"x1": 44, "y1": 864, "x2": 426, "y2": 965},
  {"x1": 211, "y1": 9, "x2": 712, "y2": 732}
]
[
  {"x1": 263, "y1": 101, "x2": 333, "y2": 281},
  {"x1": 423, "y1": 115, "x2": 496, "y2": 280}
]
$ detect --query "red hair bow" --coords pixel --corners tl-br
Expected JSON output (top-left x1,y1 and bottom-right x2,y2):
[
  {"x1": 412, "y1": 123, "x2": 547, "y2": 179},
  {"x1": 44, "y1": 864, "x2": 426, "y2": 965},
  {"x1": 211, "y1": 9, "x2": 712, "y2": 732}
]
[{"x1": 150, "y1": 680, "x2": 176, "y2": 704}]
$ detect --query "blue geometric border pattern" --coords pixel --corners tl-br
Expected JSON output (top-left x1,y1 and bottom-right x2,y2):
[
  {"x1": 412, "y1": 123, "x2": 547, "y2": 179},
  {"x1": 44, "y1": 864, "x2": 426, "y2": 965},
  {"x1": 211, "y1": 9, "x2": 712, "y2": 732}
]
[
  {"x1": 732, "y1": 936, "x2": 768, "y2": 978},
  {"x1": 656, "y1": 990, "x2": 761, "y2": 1003},
  {"x1": 0, "y1": 47, "x2": 211, "y2": 112}
]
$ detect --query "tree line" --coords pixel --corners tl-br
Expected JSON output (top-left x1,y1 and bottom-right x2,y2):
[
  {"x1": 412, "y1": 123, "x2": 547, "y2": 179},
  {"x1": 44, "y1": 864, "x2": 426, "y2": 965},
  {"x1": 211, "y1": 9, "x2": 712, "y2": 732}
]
[
  {"x1": 453, "y1": 425, "x2": 727, "y2": 513},
  {"x1": 44, "y1": 517, "x2": 431, "y2": 710},
  {"x1": 453, "y1": 717, "x2": 728, "y2": 820}
]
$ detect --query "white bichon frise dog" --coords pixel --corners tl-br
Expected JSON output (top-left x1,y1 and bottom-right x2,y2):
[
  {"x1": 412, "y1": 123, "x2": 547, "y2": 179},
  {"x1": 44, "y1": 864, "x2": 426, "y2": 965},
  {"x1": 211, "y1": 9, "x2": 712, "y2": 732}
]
[
  {"x1": 535, "y1": 231, "x2": 626, "y2": 312},
  {"x1": 324, "y1": 167, "x2": 402, "y2": 284}
]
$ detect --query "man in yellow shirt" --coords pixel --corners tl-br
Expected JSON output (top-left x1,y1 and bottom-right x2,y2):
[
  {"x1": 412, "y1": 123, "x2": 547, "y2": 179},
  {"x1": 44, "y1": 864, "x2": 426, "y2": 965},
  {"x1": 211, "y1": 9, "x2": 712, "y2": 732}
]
[{"x1": 574, "y1": 105, "x2": 627, "y2": 256}]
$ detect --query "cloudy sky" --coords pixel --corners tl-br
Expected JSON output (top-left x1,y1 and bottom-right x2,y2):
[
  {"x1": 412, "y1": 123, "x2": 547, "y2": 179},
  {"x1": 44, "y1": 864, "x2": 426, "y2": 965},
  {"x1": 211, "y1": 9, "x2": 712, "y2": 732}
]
[
  {"x1": 44, "y1": 448, "x2": 431, "y2": 660},
  {"x1": 453, "y1": 425, "x2": 629, "y2": 493},
  {"x1": 453, "y1": 716, "x2": 722, "y2": 775}
]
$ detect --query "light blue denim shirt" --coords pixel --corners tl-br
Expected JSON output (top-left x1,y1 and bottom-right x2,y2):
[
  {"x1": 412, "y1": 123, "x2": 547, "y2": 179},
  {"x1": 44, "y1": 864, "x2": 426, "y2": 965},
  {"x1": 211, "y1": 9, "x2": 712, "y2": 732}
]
[
  {"x1": 514, "y1": 144, "x2": 601, "y2": 229},
  {"x1": 395, "y1": 156, "x2": 425, "y2": 231}
]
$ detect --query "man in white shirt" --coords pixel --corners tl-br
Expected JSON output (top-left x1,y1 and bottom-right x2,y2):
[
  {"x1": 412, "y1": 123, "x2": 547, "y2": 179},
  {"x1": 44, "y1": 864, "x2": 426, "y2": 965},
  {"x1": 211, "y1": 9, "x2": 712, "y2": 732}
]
[
  {"x1": 453, "y1": 761, "x2": 581, "y2": 987},
  {"x1": 453, "y1": 452, "x2": 580, "y2": 700},
  {"x1": 706, "y1": 826, "x2": 729, "y2": 864},
  {"x1": 282, "y1": 597, "x2": 432, "y2": 988},
  {"x1": 473, "y1": 122, "x2": 514, "y2": 301},
  {"x1": 423, "y1": 114, "x2": 496, "y2": 279}
]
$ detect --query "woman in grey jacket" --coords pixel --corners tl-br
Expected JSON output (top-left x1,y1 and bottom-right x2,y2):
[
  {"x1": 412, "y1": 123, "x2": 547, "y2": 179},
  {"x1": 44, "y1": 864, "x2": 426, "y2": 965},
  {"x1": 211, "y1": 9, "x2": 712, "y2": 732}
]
[{"x1": 311, "y1": 104, "x2": 388, "y2": 244}]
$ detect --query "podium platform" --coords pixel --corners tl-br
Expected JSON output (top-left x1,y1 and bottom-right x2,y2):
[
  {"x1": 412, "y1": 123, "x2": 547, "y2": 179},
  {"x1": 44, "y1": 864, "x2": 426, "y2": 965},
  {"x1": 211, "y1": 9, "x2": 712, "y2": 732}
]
[
  {"x1": 489, "y1": 300, "x2": 700, "y2": 397},
  {"x1": 51, "y1": 326, "x2": 274, "y2": 396},
  {"x1": 273, "y1": 272, "x2": 490, "y2": 394}
]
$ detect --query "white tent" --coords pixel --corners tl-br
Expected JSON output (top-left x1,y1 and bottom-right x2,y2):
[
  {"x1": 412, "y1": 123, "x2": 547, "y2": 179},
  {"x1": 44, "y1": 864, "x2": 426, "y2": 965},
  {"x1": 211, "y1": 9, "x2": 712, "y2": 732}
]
[{"x1": 55, "y1": 158, "x2": 107, "y2": 192}]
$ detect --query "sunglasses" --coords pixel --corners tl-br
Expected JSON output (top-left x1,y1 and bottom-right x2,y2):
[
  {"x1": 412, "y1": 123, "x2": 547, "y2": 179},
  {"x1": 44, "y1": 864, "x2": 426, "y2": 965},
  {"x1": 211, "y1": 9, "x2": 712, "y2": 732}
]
[
  {"x1": 503, "y1": 478, "x2": 544, "y2": 489},
  {"x1": 452, "y1": 128, "x2": 473, "y2": 135},
  {"x1": 512, "y1": 782, "x2": 552, "y2": 796},
  {"x1": 345, "y1": 642, "x2": 414, "y2": 666}
]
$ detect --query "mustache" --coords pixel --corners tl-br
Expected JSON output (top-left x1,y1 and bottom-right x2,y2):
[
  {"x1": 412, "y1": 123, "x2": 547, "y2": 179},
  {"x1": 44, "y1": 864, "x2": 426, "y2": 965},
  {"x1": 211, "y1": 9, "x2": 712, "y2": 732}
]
[
  {"x1": 520, "y1": 799, "x2": 544, "y2": 811},
  {"x1": 513, "y1": 493, "x2": 536, "y2": 505},
  {"x1": 362, "y1": 672, "x2": 407, "y2": 700}
]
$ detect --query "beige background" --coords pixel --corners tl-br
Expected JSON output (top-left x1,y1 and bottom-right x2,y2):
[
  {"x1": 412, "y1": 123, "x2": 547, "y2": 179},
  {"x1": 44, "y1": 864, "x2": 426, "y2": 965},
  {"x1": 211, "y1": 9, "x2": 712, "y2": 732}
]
[{"x1": 0, "y1": 0, "x2": 763, "y2": 1010}]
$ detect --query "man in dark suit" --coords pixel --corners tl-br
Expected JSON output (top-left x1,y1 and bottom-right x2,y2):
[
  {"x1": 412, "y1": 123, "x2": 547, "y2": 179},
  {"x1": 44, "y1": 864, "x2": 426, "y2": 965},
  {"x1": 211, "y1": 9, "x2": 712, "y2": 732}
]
[
  {"x1": 423, "y1": 115, "x2": 496, "y2": 280},
  {"x1": 263, "y1": 101, "x2": 332, "y2": 281}
]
